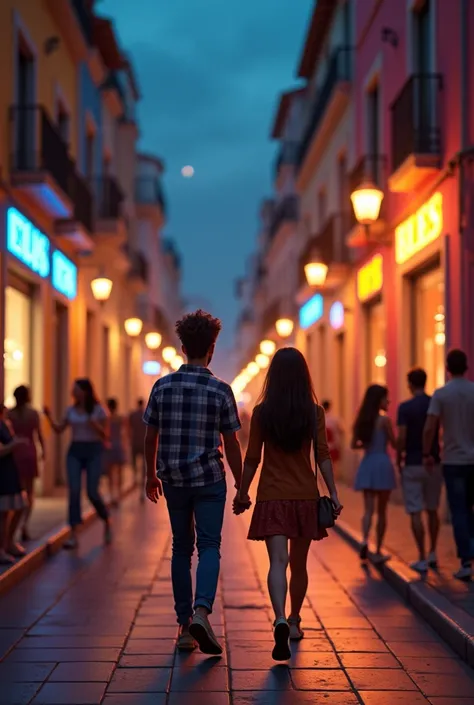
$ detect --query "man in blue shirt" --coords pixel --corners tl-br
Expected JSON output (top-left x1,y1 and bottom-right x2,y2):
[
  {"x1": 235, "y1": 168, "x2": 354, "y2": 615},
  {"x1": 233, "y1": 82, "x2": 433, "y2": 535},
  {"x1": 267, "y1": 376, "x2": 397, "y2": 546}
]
[
  {"x1": 143, "y1": 310, "x2": 242, "y2": 654},
  {"x1": 397, "y1": 368, "x2": 441, "y2": 573}
]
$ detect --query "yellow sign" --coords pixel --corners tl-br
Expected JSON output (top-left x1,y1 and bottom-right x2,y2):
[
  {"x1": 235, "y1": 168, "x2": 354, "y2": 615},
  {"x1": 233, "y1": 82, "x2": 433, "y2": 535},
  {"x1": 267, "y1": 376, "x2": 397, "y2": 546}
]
[
  {"x1": 357, "y1": 254, "x2": 383, "y2": 303},
  {"x1": 395, "y1": 192, "x2": 443, "y2": 264}
]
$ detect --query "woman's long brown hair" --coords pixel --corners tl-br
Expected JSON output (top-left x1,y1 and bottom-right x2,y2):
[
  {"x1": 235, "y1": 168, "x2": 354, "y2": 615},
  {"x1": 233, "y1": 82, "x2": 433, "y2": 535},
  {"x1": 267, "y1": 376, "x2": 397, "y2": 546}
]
[
  {"x1": 257, "y1": 347, "x2": 317, "y2": 453},
  {"x1": 352, "y1": 384, "x2": 388, "y2": 446}
]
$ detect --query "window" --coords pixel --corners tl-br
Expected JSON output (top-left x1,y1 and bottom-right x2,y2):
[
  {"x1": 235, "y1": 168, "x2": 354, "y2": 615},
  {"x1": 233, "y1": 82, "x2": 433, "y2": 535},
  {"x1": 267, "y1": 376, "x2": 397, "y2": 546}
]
[
  {"x1": 4, "y1": 286, "x2": 32, "y2": 408},
  {"x1": 412, "y1": 267, "x2": 444, "y2": 394},
  {"x1": 366, "y1": 300, "x2": 386, "y2": 385},
  {"x1": 57, "y1": 103, "x2": 70, "y2": 145},
  {"x1": 85, "y1": 130, "x2": 95, "y2": 180},
  {"x1": 413, "y1": 0, "x2": 432, "y2": 73},
  {"x1": 367, "y1": 83, "x2": 380, "y2": 183},
  {"x1": 16, "y1": 36, "x2": 35, "y2": 170}
]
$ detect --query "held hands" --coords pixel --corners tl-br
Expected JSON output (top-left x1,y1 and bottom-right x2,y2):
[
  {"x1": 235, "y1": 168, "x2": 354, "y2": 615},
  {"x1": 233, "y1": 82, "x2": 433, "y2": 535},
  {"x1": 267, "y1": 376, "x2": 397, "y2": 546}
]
[
  {"x1": 146, "y1": 476, "x2": 163, "y2": 504},
  {"x1": 233, "y1": 491, "x2": 252, "y2": 516}
]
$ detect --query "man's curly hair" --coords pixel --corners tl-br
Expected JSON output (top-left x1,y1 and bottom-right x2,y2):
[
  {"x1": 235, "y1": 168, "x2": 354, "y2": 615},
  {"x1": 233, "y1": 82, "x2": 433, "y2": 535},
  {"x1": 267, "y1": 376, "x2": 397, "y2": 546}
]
[{"x1": 175, "y1": 310, "x2": 222, "y2": 359}]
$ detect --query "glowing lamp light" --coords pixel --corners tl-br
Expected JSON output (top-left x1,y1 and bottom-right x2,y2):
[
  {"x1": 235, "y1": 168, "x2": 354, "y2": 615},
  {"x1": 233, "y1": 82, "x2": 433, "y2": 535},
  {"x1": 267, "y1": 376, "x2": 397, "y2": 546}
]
[
  {"x1": 145, "y1": 332, "x2": 162, "y2": 350},
  {"x1": 374, "y1": 350, "x2": 387, "y2": 368},
  {"x1": 181, "y1": 165, "x2": 194, "y2": 178},
  {"x1": 240, "y1": 371, "x2": 251, "y2": 386},
  {"x1": 143, "y1": 360, "x2": 161, "y2": 376},
  {"x1": 275, "y1": 318, "x2": 294, "y2": 338},
  {"x1": 255, "y1": 353, "x2": 270, "y2": 369},
  {"x1": 124, "y1": 317, "x2": 143, "y2": 337},
  {"x1": 329, "y1": 301, "x2": 345, "y2": 330},
  {"x1": 162, "y1": 346, "x2": 176, "y2": 363},
  {"x1": 350, "y1": 180, "x2": 384, "y2": 226},
  {"x1": 247, "y1": 361, "x2": 260, "y2": 377},
  {"x1": 304, "y1": 261, "x2": 328, "y2": 287},
  {"x1": 260, "y1": 339, "x2": 276, "y2": 356},
  {"x1": 170, "y1": 355, "x2": 184, "y2": 371},
  {"x1": 91, "y1": 277, "x2": 113, "y2": 302},
  {"x1": 435, "y1": 332, "x2": 445, "y2": 346}
]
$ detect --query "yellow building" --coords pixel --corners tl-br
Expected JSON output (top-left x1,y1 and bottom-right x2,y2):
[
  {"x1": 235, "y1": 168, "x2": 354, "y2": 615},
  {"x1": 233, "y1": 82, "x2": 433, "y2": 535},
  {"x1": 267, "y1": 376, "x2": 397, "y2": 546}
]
[{"x1": 0, "y1": 2, "x2": 175, "y2": 493}]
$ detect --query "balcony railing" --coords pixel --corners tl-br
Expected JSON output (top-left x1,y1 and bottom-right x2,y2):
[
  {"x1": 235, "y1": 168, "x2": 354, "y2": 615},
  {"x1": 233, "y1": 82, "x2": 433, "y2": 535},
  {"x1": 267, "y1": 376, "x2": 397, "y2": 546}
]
[
  {"x1": 268, "y1": 195, "x2": 299, "y2": 241},
  {"x1": 135, "y1": 177, "x2": 166, "y2": 213},
  {"x1": 10, "y1": 104, "x2": 73, "y2": 198},
  {"x1": 70, "y1": 169, "x2": 93, "y2": 232},
  {"x1": 298, "y1": 46, "x2": 352, "y2": 166},
  {"x1": 298, "y1": 214, "x2": 351, "y2": 287},
  {"x1": 391, "y1": 73, "x2": 443, "y2": 173},
  {"x1": 93, "y1": 176, "x2": 124, "y2": 220},
  {"x1": 71, "y1": 0, "x2": 94, "y2": 45}
]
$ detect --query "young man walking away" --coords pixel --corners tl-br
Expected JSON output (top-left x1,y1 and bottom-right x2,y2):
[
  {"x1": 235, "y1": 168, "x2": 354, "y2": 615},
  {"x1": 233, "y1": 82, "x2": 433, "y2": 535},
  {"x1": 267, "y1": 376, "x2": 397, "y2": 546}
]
[
  {"x1": 397, "y1": 368, "x2": 442, "y2": 573},
  {"x1": 143, "y1": 310, "x2": 242, "y2": 653},
  {"x1": 424, "y1": 349, "x2": 474, "y2": 581}
]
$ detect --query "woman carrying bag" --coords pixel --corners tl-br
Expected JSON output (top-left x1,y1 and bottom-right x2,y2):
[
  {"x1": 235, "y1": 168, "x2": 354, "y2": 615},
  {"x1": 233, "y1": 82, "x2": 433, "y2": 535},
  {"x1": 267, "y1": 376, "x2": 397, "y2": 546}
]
[{"x1": 234, "y1": 347, "x2": 342, "y2": 661}]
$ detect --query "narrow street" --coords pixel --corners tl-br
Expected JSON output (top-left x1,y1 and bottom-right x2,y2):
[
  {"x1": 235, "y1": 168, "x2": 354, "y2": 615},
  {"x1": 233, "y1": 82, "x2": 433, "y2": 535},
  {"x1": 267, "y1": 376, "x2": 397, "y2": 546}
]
[{"x1": 0, "y1": 486, "x2": 473, "y2": 704}]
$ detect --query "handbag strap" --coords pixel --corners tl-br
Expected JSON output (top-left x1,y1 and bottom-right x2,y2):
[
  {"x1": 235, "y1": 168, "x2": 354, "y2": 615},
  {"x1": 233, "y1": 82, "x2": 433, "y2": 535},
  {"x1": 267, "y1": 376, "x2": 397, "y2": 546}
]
[{"x1": 312, "y1": 404, "x2": 319, "y2": 471}]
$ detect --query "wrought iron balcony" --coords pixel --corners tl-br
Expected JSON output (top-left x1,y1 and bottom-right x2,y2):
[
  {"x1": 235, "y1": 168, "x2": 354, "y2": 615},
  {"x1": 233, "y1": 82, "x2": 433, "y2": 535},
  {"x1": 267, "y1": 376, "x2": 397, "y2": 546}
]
[
  {"x1": 93, "y1": 176, "x2": 124, "y2": 220},
  {"x1": 298, "y1": 46, "x2": 352, "y2": 167},
  {"x1": 390, "y1": 73, "x2": 443, "y2": 191},
  {"x1": 268, "y1": 195, "x2": 299, "y2": 241},
  {"x1": 9, "y1": 104, "x2": 74, "y2": 217},
  {"x1": 135, "y1": 177, "x2": 166, "y2": 214}
]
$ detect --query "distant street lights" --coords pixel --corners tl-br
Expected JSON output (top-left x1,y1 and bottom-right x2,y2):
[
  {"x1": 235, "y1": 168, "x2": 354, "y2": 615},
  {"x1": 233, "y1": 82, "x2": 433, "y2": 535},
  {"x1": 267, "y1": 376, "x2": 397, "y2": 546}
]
[
  {"x1": 91, "y1": 277, "x2": 113, "y2": 303},
  {"x1": 145, "y1": 332, "x2": 162, "y2": 350},
  {"x1": 275, "y1": 318, "x2": 294, "y2": 338},
  {"x1": 124, "y1": 317, "x2": 143, "y2": 337}
]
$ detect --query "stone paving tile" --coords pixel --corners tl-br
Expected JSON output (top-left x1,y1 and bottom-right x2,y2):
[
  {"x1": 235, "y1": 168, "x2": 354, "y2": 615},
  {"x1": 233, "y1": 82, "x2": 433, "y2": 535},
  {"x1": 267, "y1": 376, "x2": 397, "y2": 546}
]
[
  {"x1": 123, "y1": 638, "x2": 177, "y2": 654},
  {"x1": 0, "y1": 661, "x2": 56, "y2": 682},
  {"x1": 229, "y1": 650, "x2": 340, "y2": 670},
  {"x1": 48, "y1": 661, "x2": 115, "y2": 682},
  {"x1": 107, "y1": 667, "x2": 172, "y2": 692},
  {"x1": 233, "y1": 693, "x2": 359, "y2": 704},
  {"x1": 339, "y1": 652, "x2": 401, "y2": 669},
  {"x1": 346, "y1": 667, "x2": 418, "y2": 690},
  {"x1": 4, "y1": 647, "x2": 122, "y2": 662},
  {"x1": 118, "y1": 653, "x2": 175, "y2": 668},
  {"x1": 102, "y1": 696, "x2": 167, "y2": 705},
  {"x1": 168, "y1": 694, "x2": 230, "y2": 705},
  {"x1": 291, "y1": 669, "x2": 352, "y2": 690},
  {"x1": 386, "y1": 641, "x2": 457, "y2": 658},
  {"x1": 411, "y1": 672, "x2": 474, "y2": 697},
  {"x1": 0, "y1": 682, "x2": 41, "y2": 705},
  {"x1": 128, "y1": 625, "x2": 178, "y2": 639},
  {"x1": 359, "y1": 693, "x2": 429, "y2": 704},
  {"x1": 399, "y1": 656, "x2": 470, "y2": 674},
  {"x1": 170, "y1": 663, "x2": 229, "y2": 691},
  {"x1": 230, "y1": 667, "x2": 293, "y2": 691},
  {"x1": 17, "y1": 635, "x2": 126, "y2": 648},
  {"x1": 429, "y1": 699, "x2": 474, "y2": 705},
  {"x1": 31, "y1": 681, "x2": 107, "y2": 704}
]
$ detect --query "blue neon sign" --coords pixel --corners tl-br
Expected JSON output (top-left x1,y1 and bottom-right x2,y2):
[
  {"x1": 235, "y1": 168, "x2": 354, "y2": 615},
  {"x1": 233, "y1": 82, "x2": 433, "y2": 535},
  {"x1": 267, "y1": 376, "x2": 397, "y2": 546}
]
[
  {"x1": 7, "y1": 207, "x2": 50, "y2": 278},
  {"x1": 52, "y1": 250, "x2": 77, "y2": 300},
  {"x1": 299, "y1": 294, "x2": 323, "y2": 330},
  {"x1": 143, "y1": 361, "x2": 161, "y2": 376}
]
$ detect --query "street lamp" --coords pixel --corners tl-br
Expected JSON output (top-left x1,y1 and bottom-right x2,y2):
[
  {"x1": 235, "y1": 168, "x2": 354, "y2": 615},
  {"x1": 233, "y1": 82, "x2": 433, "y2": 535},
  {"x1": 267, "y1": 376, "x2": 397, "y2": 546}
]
[
  {"x1": 124, "y1": 317, "x2": 143, "y2": 337},
  {"x1": 275, "y1": 318, "x2": 294, "y2": 338},
  {"x1": 350, "y1": 179, "x2": 384, "y2": 226},
  {"x1": 260, "y1": 340, "x2": 276, "y2": 356},
  {"x1": 145, "y1": 332, "x2": 162, "y2": 350},
  {"x1": 170, "y1": 355, "x2": 184, "y2": 371},
  {"x1": 91, "y1": 277, "x2": 113, "y2": 303},
  {"x1": 304, "y1": 259, "x2": 328, "y2": 287},
  {"x1": 246, "y1": 361, "x2": 259, "y2": 377},
  {"x1": 255, "y1": 353, "x2": 270, "y2": 369},
  {"x1": 162, "y1": 346, "x2": 176, "y2": 363}
]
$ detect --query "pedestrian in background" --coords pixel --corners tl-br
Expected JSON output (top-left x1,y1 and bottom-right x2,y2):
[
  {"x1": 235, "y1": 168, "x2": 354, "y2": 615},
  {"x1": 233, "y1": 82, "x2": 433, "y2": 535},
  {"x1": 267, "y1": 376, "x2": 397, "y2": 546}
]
[
  {"x1": 0, "y1": 404, "x2": 28, "y2": 564},
  {"x1": 397, "y1": 368, "x2": 441, "y2": 573},
  {"x1": 322, "y1": 399, "x2": 344, "y2": 477},
  {"x1": 129, "y1": 398, "x2": 146, "y2": 493},
  {"x1": 144, "y1": 310, "x2": 242, "y2": 655},
  {"x1": 104, "y1": 398, "x2": 126, "y2": 506},
  {"x1": 423, "y1": 349, "x2": 474, "y2": 581},
  {"x1": 352, "y1": 384, "x2": 397, "y2": 564},
  {"x1": 44, "y1": 379, "x2": 111, "y2": 550},
  {"x1": 8, "y1": 386, "x2": 45, "y2": 542},
  {"x1": 234, "y1": 348, "x2": 342, "y2": 662}
]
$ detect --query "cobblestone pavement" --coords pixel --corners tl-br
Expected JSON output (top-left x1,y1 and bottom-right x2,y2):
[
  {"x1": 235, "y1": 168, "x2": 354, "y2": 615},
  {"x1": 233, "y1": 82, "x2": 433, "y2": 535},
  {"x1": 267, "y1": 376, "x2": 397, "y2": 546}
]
[
  {"x1": 337, "y1": 484, "x2": 474, "y2": 619},
  {"x1": 0, "y1": 486, "x2": 474, "y2": 705}
]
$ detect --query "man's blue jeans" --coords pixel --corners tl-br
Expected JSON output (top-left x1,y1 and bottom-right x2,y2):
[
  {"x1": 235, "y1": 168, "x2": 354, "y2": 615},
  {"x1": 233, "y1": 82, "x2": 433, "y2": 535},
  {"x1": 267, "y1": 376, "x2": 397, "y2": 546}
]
[
  {"x1": 443, "y1": 464, "x2": 474, "y2": 561},
  {"x1": 163, "y1": 479, "x2": 226, "y2": 626}
]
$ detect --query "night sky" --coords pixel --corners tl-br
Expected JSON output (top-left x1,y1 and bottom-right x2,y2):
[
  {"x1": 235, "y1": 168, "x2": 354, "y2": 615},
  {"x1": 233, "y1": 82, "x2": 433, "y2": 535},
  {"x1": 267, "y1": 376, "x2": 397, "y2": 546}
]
[{"x1": 100, "y1": 0, "x2": 312, "y2": 376}]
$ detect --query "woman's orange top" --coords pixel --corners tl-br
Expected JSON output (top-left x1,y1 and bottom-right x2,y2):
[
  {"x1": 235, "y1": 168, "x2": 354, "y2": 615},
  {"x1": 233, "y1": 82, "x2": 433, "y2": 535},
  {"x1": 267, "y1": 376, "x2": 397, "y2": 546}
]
[{"x1": 245, "y1": 404, "x2": 331, "y2": 503}]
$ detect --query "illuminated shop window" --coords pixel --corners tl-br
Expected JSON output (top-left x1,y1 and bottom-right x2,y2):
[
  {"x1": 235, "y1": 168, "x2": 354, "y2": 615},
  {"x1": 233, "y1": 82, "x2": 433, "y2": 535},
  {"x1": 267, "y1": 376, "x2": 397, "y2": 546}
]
[
  {"x1": 414, "y1": 269, "x2": 444, "y2": 394},
  {"x1": 4, "y1": 287, "x2": 31, "y2": 408}
]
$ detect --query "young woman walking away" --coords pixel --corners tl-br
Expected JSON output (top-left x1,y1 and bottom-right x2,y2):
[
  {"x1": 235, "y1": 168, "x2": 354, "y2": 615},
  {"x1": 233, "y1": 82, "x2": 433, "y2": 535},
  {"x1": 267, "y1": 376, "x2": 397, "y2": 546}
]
[
  {"x1": 234, "y1": 347, "x2": 342, "y2": 662},
  {"x1": 0, "y1": 404, "x2": 28, "y2": 564},
  {"x1": 44, "y1": 379, "x2": 111, "y2": 550},
  {"x1": 8, "y1": 386, "x2": 45, "y2": 541},
  {"x1": 104, "y1": 398, "x2": 126, "y2": 506},
  {"x1": 352, "y1": 384, "x2": 397, "y2": 564}
]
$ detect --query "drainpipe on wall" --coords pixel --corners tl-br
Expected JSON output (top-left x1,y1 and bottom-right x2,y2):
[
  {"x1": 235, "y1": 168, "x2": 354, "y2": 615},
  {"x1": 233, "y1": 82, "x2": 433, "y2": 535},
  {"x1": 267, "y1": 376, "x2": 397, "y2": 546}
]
[{"x1": 459, "y1": 0, "x2": 469, "y2": 353}]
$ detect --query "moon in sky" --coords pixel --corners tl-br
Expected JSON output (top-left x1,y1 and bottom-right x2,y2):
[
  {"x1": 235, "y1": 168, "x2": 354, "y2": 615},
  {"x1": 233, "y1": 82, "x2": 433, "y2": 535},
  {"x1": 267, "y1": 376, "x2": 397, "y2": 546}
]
[{"x1": 181, "y1": 165, "x2": 194, "y2": 178}]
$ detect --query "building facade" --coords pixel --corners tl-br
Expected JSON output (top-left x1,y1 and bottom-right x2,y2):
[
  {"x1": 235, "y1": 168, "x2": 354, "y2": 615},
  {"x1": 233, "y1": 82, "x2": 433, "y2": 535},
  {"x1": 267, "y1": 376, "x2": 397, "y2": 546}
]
[
  {"x1": 233, "y1": 0, "x2": 474, "y2": 482},
  {"x1": 0, "y1": 1, "x2": 182, "y2": 493}
]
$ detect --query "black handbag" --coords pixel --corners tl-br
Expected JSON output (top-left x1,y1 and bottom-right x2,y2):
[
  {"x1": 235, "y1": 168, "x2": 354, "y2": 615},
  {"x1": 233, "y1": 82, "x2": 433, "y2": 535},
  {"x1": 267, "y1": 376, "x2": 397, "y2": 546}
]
[{"x1": 313, "y1": 406, "x2": 337, "y2": 530}]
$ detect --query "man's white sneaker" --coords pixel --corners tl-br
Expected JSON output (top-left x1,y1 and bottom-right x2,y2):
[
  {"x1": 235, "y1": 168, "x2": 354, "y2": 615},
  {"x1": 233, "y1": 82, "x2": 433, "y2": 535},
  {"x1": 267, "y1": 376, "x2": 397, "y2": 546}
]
[
  {"x1": 410, "y1": 559, "x2": 429, "y2": 573},
  {"x1": 453, "y1": 563, "x2": 472, "y2": 581},
  {"x1": 427, "y1": 552, "x2": 438, "y2": 568}
]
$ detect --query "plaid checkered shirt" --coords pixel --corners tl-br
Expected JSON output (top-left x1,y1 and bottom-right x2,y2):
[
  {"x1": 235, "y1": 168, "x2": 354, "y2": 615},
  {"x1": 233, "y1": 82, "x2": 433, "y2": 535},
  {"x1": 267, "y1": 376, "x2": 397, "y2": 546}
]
[{"x1": 143, "y1": 364, "x2": 241, "y2": 487}]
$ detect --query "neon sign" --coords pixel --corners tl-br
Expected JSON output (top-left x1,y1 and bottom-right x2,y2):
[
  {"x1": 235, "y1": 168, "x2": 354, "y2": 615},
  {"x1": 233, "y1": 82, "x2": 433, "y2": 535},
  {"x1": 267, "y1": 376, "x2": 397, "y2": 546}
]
[
  {"x1": 7, "y1": 207, "x2": 50, "y2": 278},
  {"x1": 395, "y1": 192, "x2": 443, "y2": 264},
  {"x1": 329, "y1": 301, "x2": 344, "y2": 330},
  {"x1": 143, "y1": 361, "x2": 161, "y2": 376},
  {"x1": 299, "y1": 294, "x2": 323, "y2": 330},
  {"x1": 52, "y1": 250, "x2": 77, "y2": 300},
  {"x1": 357, "y1": 254, "x2": 383, "y2": 303}
]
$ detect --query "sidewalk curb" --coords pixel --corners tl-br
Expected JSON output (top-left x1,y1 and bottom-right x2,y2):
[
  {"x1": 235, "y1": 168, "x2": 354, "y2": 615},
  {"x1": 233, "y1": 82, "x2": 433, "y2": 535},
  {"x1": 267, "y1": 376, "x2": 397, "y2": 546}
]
[
  {"x1": 334, "y1": 519, "x2": 474, "y2": 667},
  {"x1": 0, "y1": 483, "x2": 138, "y2": 597}
]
